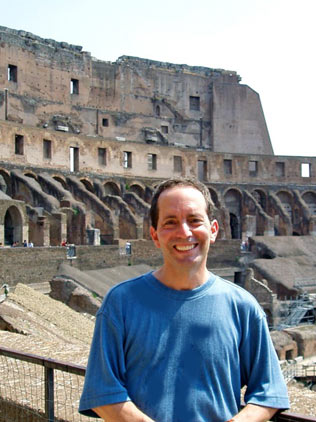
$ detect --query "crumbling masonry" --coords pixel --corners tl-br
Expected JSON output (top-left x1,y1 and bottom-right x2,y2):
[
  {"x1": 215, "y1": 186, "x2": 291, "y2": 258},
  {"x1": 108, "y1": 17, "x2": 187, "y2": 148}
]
[{"x1": 1, "y1": 25, "x2": 316, "y2": 252}]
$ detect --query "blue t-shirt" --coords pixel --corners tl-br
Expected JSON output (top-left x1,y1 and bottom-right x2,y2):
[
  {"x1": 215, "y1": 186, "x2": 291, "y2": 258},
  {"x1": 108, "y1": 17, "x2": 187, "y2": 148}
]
[{"x1": 79, "y1": 272, "x2": 289, "y2": 422}]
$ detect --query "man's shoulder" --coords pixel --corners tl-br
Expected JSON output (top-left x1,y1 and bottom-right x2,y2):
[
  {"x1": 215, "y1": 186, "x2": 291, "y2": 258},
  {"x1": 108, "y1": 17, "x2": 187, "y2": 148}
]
[
  {"x1": 212, "y1": 273, "x2": 265, "y2": 315},
  {"x1": 99, "y1": 271, "x2": 152, "y2": 311}
]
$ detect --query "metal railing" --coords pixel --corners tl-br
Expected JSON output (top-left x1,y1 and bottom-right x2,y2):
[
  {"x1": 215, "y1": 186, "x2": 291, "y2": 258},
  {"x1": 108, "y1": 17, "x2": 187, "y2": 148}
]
[
  {"x1": 0, "y1": 346, "x2": 315, "y2": 422},
  {"x1": 0, "y1": 346, "x2": 98, "y2": 422}
]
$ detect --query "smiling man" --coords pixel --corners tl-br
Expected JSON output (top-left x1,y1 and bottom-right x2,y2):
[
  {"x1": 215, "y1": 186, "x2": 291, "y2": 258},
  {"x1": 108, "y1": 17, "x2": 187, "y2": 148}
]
[{"x1": 79, "y1": 178, "x2": 289, "y2": 422}]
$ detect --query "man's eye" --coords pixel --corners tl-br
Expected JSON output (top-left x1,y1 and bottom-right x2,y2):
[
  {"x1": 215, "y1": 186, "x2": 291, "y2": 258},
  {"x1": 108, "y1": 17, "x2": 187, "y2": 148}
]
[
  {"x1": 190, "y1": 218, "x2": 203, "y2": 224},
  {"x1": 164, "y1": 220, "x2": 176, "y2": 226}
]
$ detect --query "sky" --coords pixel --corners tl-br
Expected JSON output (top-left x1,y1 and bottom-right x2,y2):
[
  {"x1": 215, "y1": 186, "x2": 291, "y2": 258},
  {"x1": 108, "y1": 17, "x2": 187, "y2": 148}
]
[{"x1": 1, "y1": 0, "x2": 315, "y2": 157}]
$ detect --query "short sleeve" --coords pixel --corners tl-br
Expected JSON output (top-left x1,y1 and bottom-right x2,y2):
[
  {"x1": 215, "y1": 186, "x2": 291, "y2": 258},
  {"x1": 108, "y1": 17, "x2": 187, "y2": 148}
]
[
  {"x1": 79, "y1": 309, "x2": 130, "y2": 417},
  {"x1": 240, "y1": 313, "x2": 289, "y2": 410}
]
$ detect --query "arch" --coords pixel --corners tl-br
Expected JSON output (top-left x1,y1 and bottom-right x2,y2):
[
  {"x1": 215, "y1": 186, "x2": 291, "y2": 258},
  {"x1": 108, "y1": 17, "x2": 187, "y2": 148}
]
[
  {"x1": 0, "y1": 169, "x2": 11, "y2": 196},
  {"x1": 53, "y1": 176, "x2": 68, "y2": 190},
  {"x1": 208, "y1": 188, "x2": 220, "y2": 208},
  {"x1": 155, "y1": 105, "x2": 160, "y2": 117},
  {"x1": 4, "y1": 206, "x2": 24, "y2": 246},
  {"x1": 277, "y1": 190, "x2": 293, "y2": 220},
  {"x1": 24, "y1": 172, "x2": 38, "y2": 180},
  {"x1": 276, "y1": 190, "x2": 293, "y2": 203},
  {"x1": 252, "y1": 189, "x2": 267, "y2": 210},
  {"x1": 229, "y1": 213, "x2": 240, "y2": 239},
  {"x1": 224, "y1": 189, "x2": 242, "y2": 239},
  {"x1": 104, "y1": 181, "x2": 121, "y2": 196},
  {"x1": 129, "y1": 183, "x2": 145, "y2": 200},
  {"x1": 302, "y1": 191, "x2": 316, "y2": 215},
  {"x1": 80, "y1": 178, "x2": 95, "y2": 194}
]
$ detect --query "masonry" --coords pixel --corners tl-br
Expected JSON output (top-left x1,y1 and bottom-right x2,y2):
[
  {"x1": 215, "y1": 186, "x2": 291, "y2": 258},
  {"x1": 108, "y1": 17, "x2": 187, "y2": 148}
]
[{"x1": 1, "y1": 25, "x2": 316, "y2": 276}]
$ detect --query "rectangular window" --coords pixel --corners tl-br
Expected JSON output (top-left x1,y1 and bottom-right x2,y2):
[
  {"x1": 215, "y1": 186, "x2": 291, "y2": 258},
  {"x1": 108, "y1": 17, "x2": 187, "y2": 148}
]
[
  {"x1": 70, "y1": 147, "x2": 79, "y2": 172},
  {"x1": 173, "y1": 156, "x2": 183, "y2": 173},
  {"x1": 275, "y1": 162, "x2": 285, "y2": 177},
  {"x1": 223, "y1": 159, "x2": 232, "y2": 175},
  {"x1": 198, "y1": 160, "x2": 207, "y2": 181},
  {"x1": 8, "y1": 64, "x2": 18, "y2": 82},
  {"x1": 148, "y1": 153, "x2": 157, "y2": 170},
  {"x1": 161, "y1": 125, "x2": 168, "y2": 134},
  {"x1": 301, "y1": 162, "x2": 311, "y2": 178},
  {"x1": 102, "y1": 118, "x2": 109, "y2": 127},
  {"x1": 123, "y1": 151, "x2": 132, "y2": 169},
  {"x1": 190, "y1": 96, "x2": 200, "y2": 111},
  {"x1": 98, "y1": 148, "x2": 107, "y2": 166},
  {"x1": 249, "y1": 160, "x2": 258, "y2": 177},
  {"x1": 15, "y1": 134, "x2": 24, "y2": 155},
  {"x1": 70, "y1": 78, "x2": 79, "y2": 95},
  {"x1": 43, "y1": 139, "x2": 52, "y2": 159}
]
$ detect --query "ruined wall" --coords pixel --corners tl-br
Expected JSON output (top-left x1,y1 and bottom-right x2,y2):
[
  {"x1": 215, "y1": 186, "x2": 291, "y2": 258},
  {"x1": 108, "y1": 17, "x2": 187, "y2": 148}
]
[
  {"x1": 1, "y1": 26, "x2": 316, "y2": 249},
  {"x1": 212, "y1": 83, "x2": 273, "y2": 154},
  {"x1": 0, "y1": 242, "x2": 162, "y2": 286},
  {"x1": 1, "y1": 120, "x2": 316, "y2": 185},
  {"x1": 285, "y1": 326, "x2": 316, "y2": 357},
  {"x1": 0, "y1": 25, "x2": 272, "y2": 154}
]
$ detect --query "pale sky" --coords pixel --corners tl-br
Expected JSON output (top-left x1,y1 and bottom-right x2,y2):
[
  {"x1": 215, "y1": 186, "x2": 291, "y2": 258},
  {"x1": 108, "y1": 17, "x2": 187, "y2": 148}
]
[{"x1": 1, "y1": 0, "x2": 315, "y2": 157}]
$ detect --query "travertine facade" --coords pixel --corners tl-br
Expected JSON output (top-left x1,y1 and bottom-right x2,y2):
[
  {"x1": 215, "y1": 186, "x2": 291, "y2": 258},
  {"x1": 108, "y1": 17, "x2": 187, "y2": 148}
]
[{"x1": 1, "y1": 25, "x2": 316, "y2": 261}]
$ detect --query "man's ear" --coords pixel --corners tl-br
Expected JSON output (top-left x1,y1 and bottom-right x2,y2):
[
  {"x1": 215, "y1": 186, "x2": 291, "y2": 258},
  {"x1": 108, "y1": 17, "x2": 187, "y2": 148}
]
[
  {"x1": 150, "y1": 226, "x2": 161, "y2": 249},
  {"x1": 210, "y1": 220, "x2": 219, "y2": 244}
]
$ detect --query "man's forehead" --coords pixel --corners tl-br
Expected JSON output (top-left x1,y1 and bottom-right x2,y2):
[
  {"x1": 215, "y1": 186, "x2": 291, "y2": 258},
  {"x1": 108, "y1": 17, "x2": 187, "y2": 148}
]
[
  {"x1": 157, "y1": 186, "x2": 207, "y2": 211},
  {"x1": 159, "y1": 185, "x2": 205, "y2": 200}
]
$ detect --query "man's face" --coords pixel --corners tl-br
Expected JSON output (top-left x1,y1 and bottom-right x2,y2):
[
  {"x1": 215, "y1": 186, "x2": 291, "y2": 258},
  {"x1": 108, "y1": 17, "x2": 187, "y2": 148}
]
[{"x1": 150, "y1": 186, "x2": 218, "y2": 271}]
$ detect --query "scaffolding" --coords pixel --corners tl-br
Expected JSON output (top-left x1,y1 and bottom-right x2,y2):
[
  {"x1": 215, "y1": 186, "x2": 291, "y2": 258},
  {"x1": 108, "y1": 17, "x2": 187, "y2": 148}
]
[{"x1": 276, "y1": 283, "x2": 316, "y2": 330}]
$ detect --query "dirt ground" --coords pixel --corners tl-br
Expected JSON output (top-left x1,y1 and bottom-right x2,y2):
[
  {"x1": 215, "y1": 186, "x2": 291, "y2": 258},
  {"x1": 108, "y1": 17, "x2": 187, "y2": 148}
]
[{"x1": 1, "y1": 283, "x2": 316, "y2": 418}]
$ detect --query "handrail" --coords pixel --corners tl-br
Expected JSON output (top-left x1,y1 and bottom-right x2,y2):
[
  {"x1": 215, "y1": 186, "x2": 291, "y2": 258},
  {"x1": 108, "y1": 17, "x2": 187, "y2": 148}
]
[{"x1": 0, "y1": 346, "x2": 315, "y2": 422}]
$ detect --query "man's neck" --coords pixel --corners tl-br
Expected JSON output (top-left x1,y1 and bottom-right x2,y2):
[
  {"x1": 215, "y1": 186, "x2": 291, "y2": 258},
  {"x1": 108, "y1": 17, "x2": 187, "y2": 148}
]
[{"x1": 153, "y1": 265, "x2": 209, "y2": 291}]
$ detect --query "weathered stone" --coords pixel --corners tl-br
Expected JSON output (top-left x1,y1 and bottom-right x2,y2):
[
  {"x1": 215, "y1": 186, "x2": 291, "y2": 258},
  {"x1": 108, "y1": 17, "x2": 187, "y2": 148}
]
[{"x1": 49, "y1": 276, "x2": 101, "y2": 315}]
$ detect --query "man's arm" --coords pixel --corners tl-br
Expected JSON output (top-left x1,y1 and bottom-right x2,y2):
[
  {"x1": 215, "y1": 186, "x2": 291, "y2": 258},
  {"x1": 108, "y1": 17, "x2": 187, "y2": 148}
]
[
  {"x1": 228, "y1": 403, "x2": 278, "y2": 422},
  {"x1": 93, "y1": 401, "x2": 155, "y2": 422}
]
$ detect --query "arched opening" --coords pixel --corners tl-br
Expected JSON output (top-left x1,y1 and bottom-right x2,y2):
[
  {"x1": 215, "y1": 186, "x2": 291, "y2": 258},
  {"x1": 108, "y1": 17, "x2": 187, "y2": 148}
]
[
  {"x1": 4, "y1": 206, "x2": 23, "y2": 246},
  {"x1": 129, "y1": 184, "x2": 145, "y2": 200},
  {"x1": 104, "y1": 182, "x2": 121, "y2": 196},
  {"x1": 81, "y1": 179, "x2": 95, "y2": 194},
  {"x1": 0, "y1": 170, "x2": 11, "y2": 196},
  {"x1": 224, "y1": 189, "x2": 242, "y2": 239},
  {"x1": 229, "y1": 213, "x2": 240, "y2": 239},
  {"x1": 24, "y1": 172, "x2": 37, "y2": 180},
  {"x1": 253, "y1": 189, "x2": 267, "y2": 210},
  {"x1": 302, "y1": 191, "x2": 316, "y2": 215},
  {"x1": 277, "y1": 191, "x2": 293, "y2": 221},
  {"x1": 208, "y1": 188, "x2": 220, "y2": 208},
  {"x1": 155, "y1": 105, "x2": 160, "y2": 117},
  {"x1": 53, "y1": 176, "x2": 67, "y2": 190}
]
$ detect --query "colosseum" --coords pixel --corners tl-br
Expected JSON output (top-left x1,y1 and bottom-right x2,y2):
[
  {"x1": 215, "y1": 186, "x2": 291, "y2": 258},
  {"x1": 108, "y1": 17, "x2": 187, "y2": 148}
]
[{"x1": 1, "y1": 25, "x2": 316, "y2": 251}]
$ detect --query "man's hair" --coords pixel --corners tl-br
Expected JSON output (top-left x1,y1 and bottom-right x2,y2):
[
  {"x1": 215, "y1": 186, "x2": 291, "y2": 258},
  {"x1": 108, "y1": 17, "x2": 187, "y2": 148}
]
[{"x1": 150, "y1": 178, "x2": 215, "y2": 229}]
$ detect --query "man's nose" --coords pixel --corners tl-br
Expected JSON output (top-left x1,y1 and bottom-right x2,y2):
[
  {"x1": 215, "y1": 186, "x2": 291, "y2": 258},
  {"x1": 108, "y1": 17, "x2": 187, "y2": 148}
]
[{"x1": 177, "y1": 222, "x2": 192, "y2": 237}]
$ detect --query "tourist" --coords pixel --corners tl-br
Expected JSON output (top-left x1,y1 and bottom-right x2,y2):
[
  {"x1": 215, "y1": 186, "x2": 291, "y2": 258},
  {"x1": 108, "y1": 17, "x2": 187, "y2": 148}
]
[{"x1": 79, "y1": 178, "x2": 289, "y2": 422}]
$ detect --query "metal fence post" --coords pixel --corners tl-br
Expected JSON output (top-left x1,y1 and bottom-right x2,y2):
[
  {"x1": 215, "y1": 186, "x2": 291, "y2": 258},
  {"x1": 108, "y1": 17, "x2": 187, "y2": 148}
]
[{"x1": 45, "y1": 366, "x2": 54, "y2": 421}]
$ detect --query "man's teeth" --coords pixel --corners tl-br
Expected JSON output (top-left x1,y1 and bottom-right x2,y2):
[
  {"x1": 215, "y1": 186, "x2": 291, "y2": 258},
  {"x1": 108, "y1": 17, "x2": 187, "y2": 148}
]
[{"x1": 175, "y1": 244, "x2": 195, "y2": 251}]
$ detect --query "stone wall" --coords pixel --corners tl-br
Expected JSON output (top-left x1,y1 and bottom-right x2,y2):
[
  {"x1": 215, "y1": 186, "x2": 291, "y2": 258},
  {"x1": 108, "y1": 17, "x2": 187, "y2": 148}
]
[
  {"x1": 0, "y1": 239, "x2": 243, "y2": 287},
  {"x1": 1, "y1": 120, "x2": 316, "y2": 184},
  {"x1": 285, "y1": 326, "x2": 316, "y2": 358},
  {"x1": 0, "y1": 25, "x2": 273, "y2": 155},
  {"x1": 0, "y1": 242, "x2": 162, "y2": 287}
]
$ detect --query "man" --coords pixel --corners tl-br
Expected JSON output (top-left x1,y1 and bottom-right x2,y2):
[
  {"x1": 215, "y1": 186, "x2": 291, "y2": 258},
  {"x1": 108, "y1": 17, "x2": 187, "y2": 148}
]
[{"x1": 79, "y1": 178, "x2": 289, "y2": 422}]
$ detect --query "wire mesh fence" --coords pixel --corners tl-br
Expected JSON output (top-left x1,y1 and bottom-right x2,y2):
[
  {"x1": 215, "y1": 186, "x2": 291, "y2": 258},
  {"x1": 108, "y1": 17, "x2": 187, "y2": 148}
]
[
  {"x1": 1, "y1": 346, "x2": 316, "y2": 422},
  {"x1": 0, "y1": 347, "x2": 98, "y2": 422}
]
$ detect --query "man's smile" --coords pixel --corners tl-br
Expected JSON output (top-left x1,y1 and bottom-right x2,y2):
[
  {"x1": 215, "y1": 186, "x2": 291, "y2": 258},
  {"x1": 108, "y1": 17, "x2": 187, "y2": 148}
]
[{"x1": 174, "y1": 243, "x2": 198, "y2": 251}]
